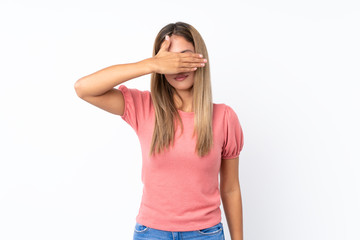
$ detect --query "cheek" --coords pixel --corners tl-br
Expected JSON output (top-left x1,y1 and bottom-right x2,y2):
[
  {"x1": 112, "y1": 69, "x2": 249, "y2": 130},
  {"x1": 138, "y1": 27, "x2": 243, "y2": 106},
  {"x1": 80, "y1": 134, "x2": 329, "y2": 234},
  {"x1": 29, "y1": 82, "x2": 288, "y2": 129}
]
[
  {"x1": 164, "y1": 74, "x2": 174, "y2": 81},
  {"x1": 188, "y1": 72, "x2": 195, "y2": 80}
]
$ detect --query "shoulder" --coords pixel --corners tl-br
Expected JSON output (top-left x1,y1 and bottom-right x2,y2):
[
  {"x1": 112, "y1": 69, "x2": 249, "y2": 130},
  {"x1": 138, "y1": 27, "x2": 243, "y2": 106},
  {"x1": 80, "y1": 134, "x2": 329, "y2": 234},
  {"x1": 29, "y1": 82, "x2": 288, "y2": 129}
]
[
  {"x1": 213, "y1": 103, "x2": 238, "y2": 119},
  {"x1": 118, "y1": 84, "x2": 150, "y2": 95},
  {"x1": 117, "y1": 85, "x2": 153, "y2": 116},
  {"x1": 118, "y1": 85, "x2": 151, "y2": 100}
]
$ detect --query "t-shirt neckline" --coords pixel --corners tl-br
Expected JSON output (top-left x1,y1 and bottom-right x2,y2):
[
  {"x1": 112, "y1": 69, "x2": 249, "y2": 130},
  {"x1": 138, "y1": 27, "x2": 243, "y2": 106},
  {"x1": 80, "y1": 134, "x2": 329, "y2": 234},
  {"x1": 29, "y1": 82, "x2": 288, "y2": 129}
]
[{"x1": 177, "y1": 109, "x2": 194, "y2": 117}]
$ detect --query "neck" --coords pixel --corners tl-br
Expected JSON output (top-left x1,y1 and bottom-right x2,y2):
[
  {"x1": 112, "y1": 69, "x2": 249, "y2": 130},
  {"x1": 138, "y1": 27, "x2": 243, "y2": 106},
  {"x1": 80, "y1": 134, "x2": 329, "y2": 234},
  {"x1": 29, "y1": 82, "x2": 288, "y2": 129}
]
[{"x1": 174, "y1": 89, "x2": 193, "y2": 112}]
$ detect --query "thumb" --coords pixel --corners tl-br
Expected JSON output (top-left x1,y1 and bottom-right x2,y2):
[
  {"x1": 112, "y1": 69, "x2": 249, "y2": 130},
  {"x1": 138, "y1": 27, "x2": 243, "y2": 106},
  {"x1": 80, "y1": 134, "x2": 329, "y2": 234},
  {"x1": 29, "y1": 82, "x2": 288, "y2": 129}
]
[{"x1": 159, "y1": 35, "x2": 170, "y2": 52}]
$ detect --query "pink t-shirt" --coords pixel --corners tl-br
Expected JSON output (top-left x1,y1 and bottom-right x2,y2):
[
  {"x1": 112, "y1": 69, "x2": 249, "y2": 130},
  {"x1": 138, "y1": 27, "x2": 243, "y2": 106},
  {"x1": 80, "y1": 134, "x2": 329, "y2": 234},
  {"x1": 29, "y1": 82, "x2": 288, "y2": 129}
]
[{"x1": 118, "y1": 84, "x2": 244, "y2": 231}]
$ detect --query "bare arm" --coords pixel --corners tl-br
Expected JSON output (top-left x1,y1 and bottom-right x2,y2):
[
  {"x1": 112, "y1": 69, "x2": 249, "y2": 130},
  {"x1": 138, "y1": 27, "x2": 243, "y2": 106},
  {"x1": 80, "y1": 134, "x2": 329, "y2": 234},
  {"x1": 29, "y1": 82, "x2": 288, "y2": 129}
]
[
  {"x1": 74, "y1": 60, "x2": 153, "y2": 98},
  {"x1": 220, "y1": 156, "x2": 244, "y2": 240},
  {"x1": 74, "y1": 35, "x2": 206, "y2": 116},
  {"x1": 74, "y1": 59, "x2": 153, "y2": 116}
]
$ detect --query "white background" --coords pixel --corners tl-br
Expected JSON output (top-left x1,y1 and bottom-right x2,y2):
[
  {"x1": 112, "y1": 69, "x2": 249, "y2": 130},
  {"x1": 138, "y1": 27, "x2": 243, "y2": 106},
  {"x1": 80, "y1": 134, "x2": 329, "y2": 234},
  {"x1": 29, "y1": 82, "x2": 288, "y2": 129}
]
[{"x1": 0, "y1": 1, "x2": 359, "y2": 239}]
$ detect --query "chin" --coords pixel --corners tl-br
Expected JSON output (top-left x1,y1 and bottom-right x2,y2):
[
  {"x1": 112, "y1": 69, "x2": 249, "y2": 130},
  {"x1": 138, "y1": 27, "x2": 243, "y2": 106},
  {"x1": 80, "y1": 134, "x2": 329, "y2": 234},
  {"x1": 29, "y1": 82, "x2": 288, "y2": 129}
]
[{"x1": 168, "y1": 81, "x2": 194, "y2": 91}]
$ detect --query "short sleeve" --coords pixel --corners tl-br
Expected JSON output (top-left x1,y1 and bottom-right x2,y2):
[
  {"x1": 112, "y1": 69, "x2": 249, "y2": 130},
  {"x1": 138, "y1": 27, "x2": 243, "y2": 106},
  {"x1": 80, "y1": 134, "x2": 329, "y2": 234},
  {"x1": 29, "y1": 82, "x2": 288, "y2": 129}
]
[
  {"x1": 118, "y1": 84, "x2": 151, "y2": 134},
  {"x1": 221, "y1": 105, "x2": 244, "y2": 159}
]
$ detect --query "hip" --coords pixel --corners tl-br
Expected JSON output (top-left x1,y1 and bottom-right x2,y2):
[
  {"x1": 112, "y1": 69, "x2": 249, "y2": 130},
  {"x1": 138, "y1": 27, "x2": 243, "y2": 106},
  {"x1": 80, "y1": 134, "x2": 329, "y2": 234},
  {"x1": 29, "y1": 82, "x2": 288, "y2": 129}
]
[{"x1": 133, "y1": 221, "x2": 225, "y2": 240}]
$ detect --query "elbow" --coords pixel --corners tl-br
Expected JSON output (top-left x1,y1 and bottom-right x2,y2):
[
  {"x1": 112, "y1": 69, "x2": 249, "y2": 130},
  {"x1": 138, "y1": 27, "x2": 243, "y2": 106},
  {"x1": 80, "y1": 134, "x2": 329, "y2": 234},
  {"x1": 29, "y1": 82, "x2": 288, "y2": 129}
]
[{"x1": 74, "y1": 78, "x2": 85, "y2": 98}]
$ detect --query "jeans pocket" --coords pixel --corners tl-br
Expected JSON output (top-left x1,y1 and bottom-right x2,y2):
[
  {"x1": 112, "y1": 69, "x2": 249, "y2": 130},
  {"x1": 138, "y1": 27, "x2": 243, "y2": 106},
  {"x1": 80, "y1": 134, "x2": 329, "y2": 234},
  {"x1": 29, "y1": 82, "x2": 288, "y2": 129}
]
[
  {"x1": 197, "y1": 222, "x2": 223, "y2": 235},
  {"x1": 134, "y1": 222, "x2": 149, "y2": 233}
]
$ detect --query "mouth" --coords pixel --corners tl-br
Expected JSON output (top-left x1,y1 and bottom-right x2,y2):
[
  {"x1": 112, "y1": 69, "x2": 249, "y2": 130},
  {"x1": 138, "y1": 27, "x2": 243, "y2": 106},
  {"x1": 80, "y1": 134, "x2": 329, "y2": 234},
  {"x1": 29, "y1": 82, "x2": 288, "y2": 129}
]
[{"x1": 174, "y1": 74, "x2": 189, "y2": 81}]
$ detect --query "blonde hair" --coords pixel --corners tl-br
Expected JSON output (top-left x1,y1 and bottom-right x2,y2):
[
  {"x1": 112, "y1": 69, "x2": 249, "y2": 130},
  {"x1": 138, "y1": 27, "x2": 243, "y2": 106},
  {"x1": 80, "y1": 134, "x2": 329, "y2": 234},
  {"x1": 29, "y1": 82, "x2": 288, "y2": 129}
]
[{"x1": 149, "y1": 22, "x2": 213, "y2": 158}]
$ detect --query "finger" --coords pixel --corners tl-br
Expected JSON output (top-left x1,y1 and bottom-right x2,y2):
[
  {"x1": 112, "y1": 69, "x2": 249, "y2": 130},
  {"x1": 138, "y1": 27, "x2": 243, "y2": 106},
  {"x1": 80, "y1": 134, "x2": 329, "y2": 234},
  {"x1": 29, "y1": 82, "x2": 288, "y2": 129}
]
[
  {"x1": 180, "y1": 67, "x2": 198, "y2": 72},
  {"x1": 181, "y1": 52, "x2": 204, "y2": 59},
  {"x1": 180, "y1": 62, "x2": 206, "y2": 68},
  {"x1": 159, "y1": 35, "x2": 170, "y2": 52},
  {"x1": 181, "y1": 56, "x2": 207, "y2": 63}
]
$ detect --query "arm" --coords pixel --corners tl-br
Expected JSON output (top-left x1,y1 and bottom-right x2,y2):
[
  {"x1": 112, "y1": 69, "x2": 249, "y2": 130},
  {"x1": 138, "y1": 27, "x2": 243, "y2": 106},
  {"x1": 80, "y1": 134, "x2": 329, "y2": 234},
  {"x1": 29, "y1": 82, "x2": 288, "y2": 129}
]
[
  {"x1": 220, "y1": 156, "x2": 243, "y2": 240},
  {"x1": 74, "y1": 59, "x2": 153, "y2": 115},
  {"x1": 74, "y1": 35, "x2": 206, "y2": 116},
  {"x1": 74, "y1": 60, "x2": 153, "y2": 98}
]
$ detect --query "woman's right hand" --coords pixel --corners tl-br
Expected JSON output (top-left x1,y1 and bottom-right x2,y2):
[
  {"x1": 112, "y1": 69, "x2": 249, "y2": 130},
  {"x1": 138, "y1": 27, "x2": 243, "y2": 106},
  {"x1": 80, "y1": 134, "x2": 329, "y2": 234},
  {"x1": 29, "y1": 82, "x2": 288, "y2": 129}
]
[{"x1": 149, "y1": 35, "x2": 207, "y2": 74}]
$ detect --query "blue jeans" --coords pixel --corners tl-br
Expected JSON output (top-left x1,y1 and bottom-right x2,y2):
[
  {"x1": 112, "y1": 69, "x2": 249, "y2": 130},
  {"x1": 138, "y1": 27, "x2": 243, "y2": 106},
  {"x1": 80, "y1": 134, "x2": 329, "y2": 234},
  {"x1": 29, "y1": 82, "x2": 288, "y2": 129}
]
[{"x1": 133, "y1": 221, "x2": 225, "y2": 240}]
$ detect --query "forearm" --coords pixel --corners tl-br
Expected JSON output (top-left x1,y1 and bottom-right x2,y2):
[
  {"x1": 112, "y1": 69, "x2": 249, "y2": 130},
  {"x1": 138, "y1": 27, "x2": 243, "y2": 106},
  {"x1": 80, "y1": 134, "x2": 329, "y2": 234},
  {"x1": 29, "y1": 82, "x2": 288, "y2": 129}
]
[
  {"x1": 221, "y1": 188, "x2": 243, "y2": 240},
  {"x1": 75, "y1": 58, "x2": 154, "y2": 97}
]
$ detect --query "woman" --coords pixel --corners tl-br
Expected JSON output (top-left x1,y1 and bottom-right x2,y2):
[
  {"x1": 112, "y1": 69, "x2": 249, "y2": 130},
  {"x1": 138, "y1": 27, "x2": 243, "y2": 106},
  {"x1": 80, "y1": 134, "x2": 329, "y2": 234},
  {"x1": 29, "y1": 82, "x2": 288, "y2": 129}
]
[{"x1": 74, "y1": 22, "x2": 244, "y2": 240}]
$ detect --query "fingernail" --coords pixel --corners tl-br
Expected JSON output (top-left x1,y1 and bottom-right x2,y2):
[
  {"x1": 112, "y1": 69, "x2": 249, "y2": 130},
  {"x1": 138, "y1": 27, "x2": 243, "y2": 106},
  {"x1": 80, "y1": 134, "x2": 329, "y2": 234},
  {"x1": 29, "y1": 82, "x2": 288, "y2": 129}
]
[
  {"x1": 199, "y1": 54, "x2": 203, "y2": 58},
  {"x1": 165, "y1": 35, "x2": 169, "y2": 40}
]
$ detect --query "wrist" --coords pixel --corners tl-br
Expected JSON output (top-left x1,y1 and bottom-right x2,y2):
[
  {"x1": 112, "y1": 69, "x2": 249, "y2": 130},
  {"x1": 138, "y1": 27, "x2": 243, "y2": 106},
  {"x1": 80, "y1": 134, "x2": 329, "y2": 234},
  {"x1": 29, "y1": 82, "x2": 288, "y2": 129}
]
[{"x1": 141, "y1": 57, "x2": 157, "y2": 74}]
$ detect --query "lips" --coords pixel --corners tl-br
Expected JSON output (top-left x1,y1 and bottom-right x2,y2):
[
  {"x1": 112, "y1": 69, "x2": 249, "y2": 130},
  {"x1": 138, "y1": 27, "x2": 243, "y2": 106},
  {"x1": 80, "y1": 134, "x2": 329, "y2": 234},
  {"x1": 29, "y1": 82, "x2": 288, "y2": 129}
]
[{"x1": 174, "y1": 74, "x2": 188, "y2": 81}]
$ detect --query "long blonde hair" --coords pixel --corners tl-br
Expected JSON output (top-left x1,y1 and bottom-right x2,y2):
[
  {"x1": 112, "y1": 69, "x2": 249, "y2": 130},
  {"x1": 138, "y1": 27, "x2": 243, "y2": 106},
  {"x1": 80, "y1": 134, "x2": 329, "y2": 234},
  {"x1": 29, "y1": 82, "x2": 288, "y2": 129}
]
[{"x1": 149, "y1": 22, "x2": 213, "y2": 158}]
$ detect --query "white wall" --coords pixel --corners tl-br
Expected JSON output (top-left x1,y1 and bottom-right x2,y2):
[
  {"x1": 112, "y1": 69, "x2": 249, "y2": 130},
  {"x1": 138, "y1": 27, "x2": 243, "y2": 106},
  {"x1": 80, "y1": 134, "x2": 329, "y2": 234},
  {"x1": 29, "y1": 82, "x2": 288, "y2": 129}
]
[{"x1": 0, "y1": 1, "x2": 359, "y2": 239}]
